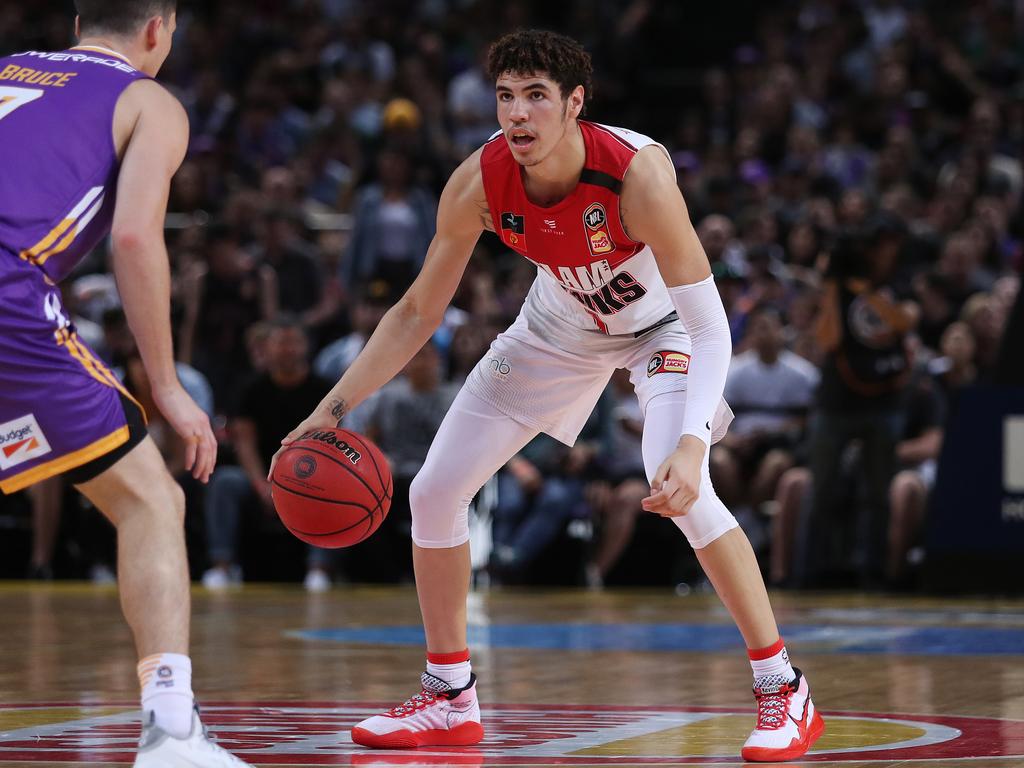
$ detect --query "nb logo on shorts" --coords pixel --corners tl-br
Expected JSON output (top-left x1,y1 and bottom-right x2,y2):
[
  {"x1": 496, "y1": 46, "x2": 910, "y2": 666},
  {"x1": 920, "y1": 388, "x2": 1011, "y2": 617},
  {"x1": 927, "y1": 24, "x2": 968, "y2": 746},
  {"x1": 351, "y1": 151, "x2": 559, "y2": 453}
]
[
  {"x1": 0, "y1": 414, "x2": 52, "y2": 470},
  {"x1": 485, "y1": 355, "x2": 512, "y2": 377}
]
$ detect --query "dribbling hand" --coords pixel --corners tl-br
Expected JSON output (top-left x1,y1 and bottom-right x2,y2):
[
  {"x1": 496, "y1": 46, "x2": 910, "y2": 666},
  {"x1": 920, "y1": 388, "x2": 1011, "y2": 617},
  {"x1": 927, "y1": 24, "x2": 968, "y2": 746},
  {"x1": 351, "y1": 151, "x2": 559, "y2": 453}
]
[
  {"x1": 152, "y1": 383, "x2": 217, "y2": 483},
  {"x1": 267, "y1": 398, "x2": 346, "y2": 482}
]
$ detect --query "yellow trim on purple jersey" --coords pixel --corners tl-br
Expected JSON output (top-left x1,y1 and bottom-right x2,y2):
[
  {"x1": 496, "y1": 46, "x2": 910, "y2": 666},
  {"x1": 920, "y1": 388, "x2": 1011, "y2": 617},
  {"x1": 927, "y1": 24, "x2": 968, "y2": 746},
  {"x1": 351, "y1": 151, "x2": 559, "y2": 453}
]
[
  {"x1": 19, "y1": 186, "x2": 104, "y2": 266},
  {"x1": 54, "y1": 328, "x2": 147, "y2": 422}
]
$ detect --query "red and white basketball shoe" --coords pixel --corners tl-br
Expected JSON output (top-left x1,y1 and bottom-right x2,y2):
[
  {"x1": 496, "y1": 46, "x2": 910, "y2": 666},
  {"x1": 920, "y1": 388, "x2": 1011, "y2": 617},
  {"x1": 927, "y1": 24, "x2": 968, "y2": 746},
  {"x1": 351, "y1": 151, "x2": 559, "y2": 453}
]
[
  {"x1": 741, "y1": 668, "x2": 825, "y2": 762},
  {"x1": 351, "y1": 672, "x2": 484, "y2": 749}
]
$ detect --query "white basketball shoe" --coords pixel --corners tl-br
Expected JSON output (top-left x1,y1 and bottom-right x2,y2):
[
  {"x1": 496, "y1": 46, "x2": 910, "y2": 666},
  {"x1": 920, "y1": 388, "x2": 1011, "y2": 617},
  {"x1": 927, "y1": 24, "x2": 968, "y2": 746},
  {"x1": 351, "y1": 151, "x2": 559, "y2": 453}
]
[
  {"x1": 741, "y1": 668, "x2": 825, "y2": 761},
  {"x1": 133, "y1": 705, "x2": 252, "y2": 767},
  {"x1": 351, "y1": 672, "x2": 484, "y2": 748}
]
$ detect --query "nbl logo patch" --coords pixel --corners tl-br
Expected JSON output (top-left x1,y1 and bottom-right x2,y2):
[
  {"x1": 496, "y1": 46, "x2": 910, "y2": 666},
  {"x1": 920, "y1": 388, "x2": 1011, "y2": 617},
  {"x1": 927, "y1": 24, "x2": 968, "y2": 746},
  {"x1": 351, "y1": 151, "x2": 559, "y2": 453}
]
[
  {"x1": 583, "y1": 203, "x2": 607, "y2": 230},
  {"x1": 583, "y1": 203, "x2": 613, "y2": 256},
  {"x1": 647, "y1": 350, "x2": 690, "y2": 377},
  {"x1": 0, "y1": 414, "x2": 52, "y2": 470}
]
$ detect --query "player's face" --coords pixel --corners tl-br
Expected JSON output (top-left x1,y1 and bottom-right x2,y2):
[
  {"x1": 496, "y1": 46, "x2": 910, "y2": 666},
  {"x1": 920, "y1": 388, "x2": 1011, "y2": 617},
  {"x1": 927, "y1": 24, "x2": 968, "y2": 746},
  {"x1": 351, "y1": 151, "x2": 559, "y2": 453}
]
[{"x1": 495, "y1": 72, "x2": 582, "y2": 167}]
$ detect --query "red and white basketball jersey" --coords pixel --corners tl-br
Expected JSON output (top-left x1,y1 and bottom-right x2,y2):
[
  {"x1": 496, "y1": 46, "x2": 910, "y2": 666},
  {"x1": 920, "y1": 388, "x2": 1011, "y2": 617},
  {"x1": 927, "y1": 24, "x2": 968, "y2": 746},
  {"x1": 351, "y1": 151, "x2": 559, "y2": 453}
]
[{"x1": 481, "y1": 121, "x2": 675, "y2": 335}]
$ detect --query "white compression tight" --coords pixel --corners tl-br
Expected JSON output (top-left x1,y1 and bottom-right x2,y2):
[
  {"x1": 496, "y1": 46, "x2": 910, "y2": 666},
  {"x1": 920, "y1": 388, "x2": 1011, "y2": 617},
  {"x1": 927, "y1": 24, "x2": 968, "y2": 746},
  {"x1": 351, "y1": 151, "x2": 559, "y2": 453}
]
[
  {"x1": 411, "y1": 388, "x2": 538, "y2": 548},
  {"x1": 642, "y1": 391, "x2": 738, "y2": 549},
  {"x1": 410, "y1": 388, "x2": 736, "y2": 551}
]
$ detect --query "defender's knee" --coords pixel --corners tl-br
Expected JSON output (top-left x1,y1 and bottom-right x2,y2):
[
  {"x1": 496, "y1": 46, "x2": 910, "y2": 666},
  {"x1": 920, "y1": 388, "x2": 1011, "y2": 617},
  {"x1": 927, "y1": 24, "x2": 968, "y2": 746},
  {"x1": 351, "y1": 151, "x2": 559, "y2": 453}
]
[{"x1": 167, "y1": 477, "x2": 186, "y2": 526}]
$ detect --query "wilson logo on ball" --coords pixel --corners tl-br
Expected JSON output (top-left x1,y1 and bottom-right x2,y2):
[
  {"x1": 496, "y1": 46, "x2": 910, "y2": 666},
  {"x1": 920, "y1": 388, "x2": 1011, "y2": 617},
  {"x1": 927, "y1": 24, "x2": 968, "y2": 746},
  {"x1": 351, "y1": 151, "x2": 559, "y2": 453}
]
[{"x1": 302, "y1": 430, "x2": 361, "y2": 465}]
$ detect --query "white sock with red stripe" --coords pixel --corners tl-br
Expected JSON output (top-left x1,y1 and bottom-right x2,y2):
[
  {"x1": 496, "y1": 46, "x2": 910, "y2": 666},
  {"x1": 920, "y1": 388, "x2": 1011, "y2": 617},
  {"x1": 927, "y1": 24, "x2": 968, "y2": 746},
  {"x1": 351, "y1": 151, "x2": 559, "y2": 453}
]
[
  {"x1": 426, "y1": 648, "x2": 471, "y2": 689},
  {"x1": 138, "y1": 653, "x2": 194, "y2": 739},
  {"x1": 748, "y1": 637, "x2": 795, "y2": 683}
]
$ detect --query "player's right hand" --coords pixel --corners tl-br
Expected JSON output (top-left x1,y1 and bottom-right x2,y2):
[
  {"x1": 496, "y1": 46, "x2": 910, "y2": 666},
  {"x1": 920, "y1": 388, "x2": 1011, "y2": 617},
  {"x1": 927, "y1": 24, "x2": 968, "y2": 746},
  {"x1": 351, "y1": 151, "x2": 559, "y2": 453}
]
[
  {"x1": 267, "y1": 402, "x2": 340, "y2": 482},
  {"x1": 152, "y1": 383, "x2": 217, "y2": 483}
]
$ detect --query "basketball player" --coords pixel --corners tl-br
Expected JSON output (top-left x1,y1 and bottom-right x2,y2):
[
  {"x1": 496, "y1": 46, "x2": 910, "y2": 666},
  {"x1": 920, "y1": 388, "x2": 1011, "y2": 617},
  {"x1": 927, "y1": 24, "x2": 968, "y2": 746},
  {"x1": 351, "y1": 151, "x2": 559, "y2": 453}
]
[
  {"x1": 0, "y1": 3, "x2": 249, "y2": 766},
  {"x1": 276, "y1": 30, "x2": 824, "y2": 761}
]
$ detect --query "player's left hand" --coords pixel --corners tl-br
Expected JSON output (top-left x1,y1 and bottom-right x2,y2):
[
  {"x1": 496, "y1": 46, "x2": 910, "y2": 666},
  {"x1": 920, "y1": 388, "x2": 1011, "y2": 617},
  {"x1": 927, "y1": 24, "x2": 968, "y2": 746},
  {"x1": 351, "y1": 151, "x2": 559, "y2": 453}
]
[{"x1": 641, "y1": 436, "x2": 706, "y2": 517}]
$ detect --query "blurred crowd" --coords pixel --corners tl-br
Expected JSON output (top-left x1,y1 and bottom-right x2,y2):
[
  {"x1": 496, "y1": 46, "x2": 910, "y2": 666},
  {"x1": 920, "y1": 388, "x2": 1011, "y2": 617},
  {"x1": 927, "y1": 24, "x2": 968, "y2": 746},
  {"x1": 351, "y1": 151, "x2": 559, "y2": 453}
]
[{"x1": 1, "y1": 0, "x2": 1020, "y2": 592}]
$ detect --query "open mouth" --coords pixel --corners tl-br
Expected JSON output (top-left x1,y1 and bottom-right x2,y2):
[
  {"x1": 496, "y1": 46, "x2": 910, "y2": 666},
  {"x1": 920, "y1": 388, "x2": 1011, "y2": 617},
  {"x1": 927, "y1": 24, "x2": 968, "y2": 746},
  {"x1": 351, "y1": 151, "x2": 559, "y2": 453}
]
[{"x1": 510, "y1": 130, "x2": 535, "y2": 149}]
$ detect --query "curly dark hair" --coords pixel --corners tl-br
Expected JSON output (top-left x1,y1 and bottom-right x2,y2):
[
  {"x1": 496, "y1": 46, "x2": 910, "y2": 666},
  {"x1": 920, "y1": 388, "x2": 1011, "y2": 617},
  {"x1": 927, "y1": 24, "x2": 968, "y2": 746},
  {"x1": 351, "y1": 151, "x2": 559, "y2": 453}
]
[{"x1": 487, "y1": 30, "x2": 593, "y2": 114}]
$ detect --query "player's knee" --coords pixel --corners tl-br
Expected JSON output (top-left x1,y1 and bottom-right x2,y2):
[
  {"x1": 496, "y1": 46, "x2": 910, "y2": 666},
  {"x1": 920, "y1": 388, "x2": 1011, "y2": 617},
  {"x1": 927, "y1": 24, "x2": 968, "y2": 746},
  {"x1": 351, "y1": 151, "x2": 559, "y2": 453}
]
[
  {"x1": 166, "y1": 477, "x2": 186, "y2": 525},
  {"x1": 672, "y1": 480, "x2": 738, "y2": 550},
  {"x1": 409, "y1": 470, "x2": 471, "y2": 548}
]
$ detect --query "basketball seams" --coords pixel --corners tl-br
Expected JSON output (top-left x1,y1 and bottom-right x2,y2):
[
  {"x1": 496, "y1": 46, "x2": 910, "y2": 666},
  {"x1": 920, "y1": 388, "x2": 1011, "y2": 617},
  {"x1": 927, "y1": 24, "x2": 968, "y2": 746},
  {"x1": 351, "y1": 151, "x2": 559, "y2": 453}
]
[
  {"x1": 284, "y1": 518, "x2": 368, "y2": 540},
  {"x1": 270, "y1": 478, "x2": 374, "y2": 513}
]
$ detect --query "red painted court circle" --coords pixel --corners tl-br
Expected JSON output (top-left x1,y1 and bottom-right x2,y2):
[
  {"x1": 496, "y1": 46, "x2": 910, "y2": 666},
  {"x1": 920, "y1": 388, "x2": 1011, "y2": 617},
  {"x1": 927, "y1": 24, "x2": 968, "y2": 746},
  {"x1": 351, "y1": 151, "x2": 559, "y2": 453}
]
[{"x1": 0, "y1": 702, "x2": 1022, "y2": 764}]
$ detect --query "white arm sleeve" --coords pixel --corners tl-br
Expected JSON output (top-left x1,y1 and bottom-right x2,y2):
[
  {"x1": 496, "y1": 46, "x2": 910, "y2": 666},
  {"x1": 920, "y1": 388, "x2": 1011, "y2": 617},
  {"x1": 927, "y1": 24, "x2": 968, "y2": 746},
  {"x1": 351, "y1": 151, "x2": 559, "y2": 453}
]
[{"x1": 667, "y1": 275, "x2": 732, "y2": 447}]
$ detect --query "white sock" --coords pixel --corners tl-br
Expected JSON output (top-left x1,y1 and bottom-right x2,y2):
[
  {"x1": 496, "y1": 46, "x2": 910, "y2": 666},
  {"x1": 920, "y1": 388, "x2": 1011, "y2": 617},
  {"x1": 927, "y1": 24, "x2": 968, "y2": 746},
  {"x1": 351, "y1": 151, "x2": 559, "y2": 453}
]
[
  {"x1": 426, "y1": 650, "x2": 471, "y2": 689},
  {"x1": 138, "y1": 653, "x2": 194, "y2": 739},
  {"x1": 748, "y1": 638, "x2": 796, "y2": 682}
]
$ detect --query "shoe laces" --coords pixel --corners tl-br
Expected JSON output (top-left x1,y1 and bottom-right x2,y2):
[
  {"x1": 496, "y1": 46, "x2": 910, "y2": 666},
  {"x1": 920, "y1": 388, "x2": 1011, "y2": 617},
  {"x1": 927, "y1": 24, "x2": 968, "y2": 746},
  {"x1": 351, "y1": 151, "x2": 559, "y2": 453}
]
[
  {"x1": 386, "y1": 689, "x2": 443, "y2": 718},
  {"x1": 753, "y1": 674, "x2": 796, "y2": 730},
  {"x1": 385, "y1": 673, "x2": 459, "y2": 718}
]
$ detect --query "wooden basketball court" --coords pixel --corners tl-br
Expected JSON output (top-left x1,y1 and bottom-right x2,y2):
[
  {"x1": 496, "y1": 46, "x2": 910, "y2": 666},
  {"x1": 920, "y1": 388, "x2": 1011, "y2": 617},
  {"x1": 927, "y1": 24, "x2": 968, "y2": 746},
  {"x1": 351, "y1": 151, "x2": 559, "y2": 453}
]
[{"x1": 1, "y1": 582, "x2": 1021, "y2": 766}]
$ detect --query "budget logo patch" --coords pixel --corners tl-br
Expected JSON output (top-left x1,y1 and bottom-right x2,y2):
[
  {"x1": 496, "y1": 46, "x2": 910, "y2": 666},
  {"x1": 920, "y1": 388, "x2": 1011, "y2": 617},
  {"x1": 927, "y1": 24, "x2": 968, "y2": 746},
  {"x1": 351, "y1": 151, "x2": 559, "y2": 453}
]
[
  {"x1": 647, "y1": 350, "x2": 690, "y2": 377},
  {"x1": 0, "y1": 414, "x2": 52, "y2": 470}
]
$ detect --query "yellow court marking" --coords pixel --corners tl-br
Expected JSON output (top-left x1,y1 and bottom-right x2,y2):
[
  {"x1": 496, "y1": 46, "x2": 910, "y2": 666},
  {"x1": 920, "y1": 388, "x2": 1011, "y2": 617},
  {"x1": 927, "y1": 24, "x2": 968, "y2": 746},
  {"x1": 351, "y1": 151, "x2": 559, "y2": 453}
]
[{"x1": 573, "y1": 714, "x2": 926, "y2": 757}]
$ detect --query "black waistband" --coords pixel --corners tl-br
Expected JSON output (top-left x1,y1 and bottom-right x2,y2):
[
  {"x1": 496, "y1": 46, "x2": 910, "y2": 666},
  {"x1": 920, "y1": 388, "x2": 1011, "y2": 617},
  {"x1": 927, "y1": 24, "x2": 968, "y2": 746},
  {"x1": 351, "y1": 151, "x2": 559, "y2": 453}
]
[{"x1": 632, "y1": 311, "x2": 679, "y2": 338}]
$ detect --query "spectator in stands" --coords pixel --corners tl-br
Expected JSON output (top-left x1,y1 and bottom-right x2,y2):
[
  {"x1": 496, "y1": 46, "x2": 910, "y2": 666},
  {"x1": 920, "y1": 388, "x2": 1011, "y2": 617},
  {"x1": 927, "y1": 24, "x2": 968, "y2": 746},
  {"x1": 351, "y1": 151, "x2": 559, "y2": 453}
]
[
  {"x1": 885, "y1": 367, "x2": 945, "y2": 586},
  {"x1": 314, "y1": 280, "x2": 392, "y2": 382},
  {"x1": 802, "y1": 221, "x2": 919, "y2": 586},
  {"x1": 249, "y1": 207, "x2": 323, "y2": 319},
  {"x1": 960, "y1": 291, "x2": 1008, "y2": 381},
  {"x1": 584, "y1": 369, "x2": 650, "y2": 588},
  {"x1": 178, "y1": 224, "x2": 276, "y2": 412},
  {"x1": 344, "y1": 146, "x2": 436, "y2": 293},
  {"x1": 202, "y1": 316, "x2": 333, "y2": 592},
  {"x1": 930, "y1": 320, "x2": 979, "y2": 401},
  {"x1": 353, "y1": 341, "x2": 458, "y2": 581},
  {"x1": 712, "y1": 307, "x2": 819, "y2": 549},
  {"x1": 489, "y1": 402, "x2": 608, "y2": 585},
  {"x1": 447, "y1": 47, "x2": 499, "y2": 157}
]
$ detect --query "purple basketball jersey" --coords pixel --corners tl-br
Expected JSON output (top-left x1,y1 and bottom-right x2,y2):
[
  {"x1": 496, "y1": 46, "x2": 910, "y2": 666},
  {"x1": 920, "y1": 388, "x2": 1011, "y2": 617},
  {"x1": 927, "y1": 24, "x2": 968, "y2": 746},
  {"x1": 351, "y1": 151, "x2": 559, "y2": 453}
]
[
  {"x1": 0, "y1": 46, "x2": 148, "y2": 281},
  {"x1": 0, "y1": 47, "x2": 150, "y2": 494}
]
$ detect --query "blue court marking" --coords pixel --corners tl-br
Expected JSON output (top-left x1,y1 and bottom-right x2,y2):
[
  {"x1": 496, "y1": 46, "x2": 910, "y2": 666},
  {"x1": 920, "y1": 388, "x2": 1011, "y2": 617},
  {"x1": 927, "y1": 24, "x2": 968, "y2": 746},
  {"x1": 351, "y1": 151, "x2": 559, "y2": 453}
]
[{"x1": 292, "y1": 622, "x2": 1024, "y2": 655}]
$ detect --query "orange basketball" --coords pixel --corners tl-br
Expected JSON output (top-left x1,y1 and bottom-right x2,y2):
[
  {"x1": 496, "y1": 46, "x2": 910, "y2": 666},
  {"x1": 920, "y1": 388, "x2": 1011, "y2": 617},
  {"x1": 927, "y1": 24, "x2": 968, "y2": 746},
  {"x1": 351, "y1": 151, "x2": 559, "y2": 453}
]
[{"x1": 270, "y1": 428, "x2": 392, "y2": 548}]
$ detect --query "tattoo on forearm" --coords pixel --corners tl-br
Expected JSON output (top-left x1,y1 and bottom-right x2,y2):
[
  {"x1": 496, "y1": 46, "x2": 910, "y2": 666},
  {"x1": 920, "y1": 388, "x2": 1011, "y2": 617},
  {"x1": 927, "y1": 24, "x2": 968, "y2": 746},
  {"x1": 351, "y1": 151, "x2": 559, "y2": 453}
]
[{"x1": 329, "y1": 398, "x2": 348, "y2": 427}]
